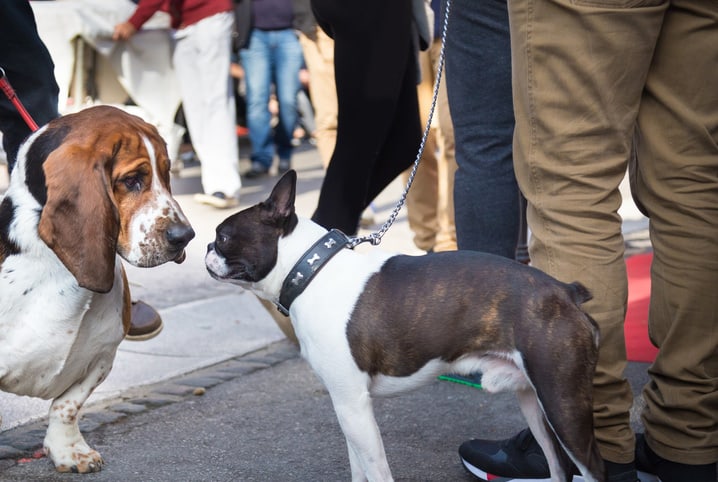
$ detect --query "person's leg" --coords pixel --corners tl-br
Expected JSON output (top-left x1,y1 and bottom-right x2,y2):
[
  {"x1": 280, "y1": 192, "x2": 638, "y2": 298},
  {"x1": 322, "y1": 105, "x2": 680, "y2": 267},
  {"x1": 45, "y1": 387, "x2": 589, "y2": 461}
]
[
  {"x1": 403, "y1": 48, "x2": 439, "y2": 252},
  {"x1": 509, "y1": 0, "x2": 667, "y2": 464},
  {"x1": 428, "y1": 37, "x2": 457, "y2": 253},
  {"x1": 179, "y1": 12, "x2": 240, "y2": 199},
  {"x1": 273, "y1": 29, "x2": 303, "y2": 169},
  {"x1": 295, "y1": 88, "x2": 316, "y2": 139},
  {"x1": 403, "y1": 154, "x2": 439, "y2": 251},
  {"x1": 298, "y1": 28, "x2": 337, "y2": 168},
  {"x1": 445, "y1": 0, "x2": 517, "y2": 258},
  {"x1": 311, "y1": 0, "x2": 419, "y2": 234},
  {"x1": 447, "y1": 5, "x2": 518, "y2": 470},
  {"x1": 240, "y1": 29, "x2": 275, "y2": 174},
  {"x1": 0, "y1": 2, "x2": 59, "y2": 173},
  {"x1": 364, "y1": 45, "x2": 421, "y2": 205},
  {"x1": 633, "y1": 0, "x2": 718, "y2": 471}
]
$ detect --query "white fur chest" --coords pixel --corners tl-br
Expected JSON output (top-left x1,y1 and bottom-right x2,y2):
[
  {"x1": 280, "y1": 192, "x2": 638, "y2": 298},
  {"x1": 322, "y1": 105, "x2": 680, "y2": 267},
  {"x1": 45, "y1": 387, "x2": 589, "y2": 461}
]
[
  {"x1": 0, "y1": 245, "x2": 125, "y2": 399},
  {"x1": 287, "y1": 246, "x2": 394, "y2": 385}
]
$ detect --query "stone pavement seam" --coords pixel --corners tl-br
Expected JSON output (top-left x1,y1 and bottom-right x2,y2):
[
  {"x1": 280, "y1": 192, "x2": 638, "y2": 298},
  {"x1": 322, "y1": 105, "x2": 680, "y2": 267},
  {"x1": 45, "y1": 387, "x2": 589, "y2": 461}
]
[{"x1": 0, "y1": 339, "x2": 301, "y2": 466}]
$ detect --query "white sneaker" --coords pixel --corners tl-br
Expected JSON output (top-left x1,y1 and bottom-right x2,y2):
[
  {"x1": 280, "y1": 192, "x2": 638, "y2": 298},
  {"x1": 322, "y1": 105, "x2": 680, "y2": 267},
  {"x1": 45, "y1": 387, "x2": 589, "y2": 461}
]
[{"x1": 193, "y1": 192, "x2": 239, "y2": 209}]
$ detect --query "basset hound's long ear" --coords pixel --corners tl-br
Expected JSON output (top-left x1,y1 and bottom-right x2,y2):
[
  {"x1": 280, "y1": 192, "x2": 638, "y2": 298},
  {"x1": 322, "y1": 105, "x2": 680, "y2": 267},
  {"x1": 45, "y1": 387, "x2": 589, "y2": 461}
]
[{"x1": 38, "y1": 143, "x2": 120, "y2": 293}]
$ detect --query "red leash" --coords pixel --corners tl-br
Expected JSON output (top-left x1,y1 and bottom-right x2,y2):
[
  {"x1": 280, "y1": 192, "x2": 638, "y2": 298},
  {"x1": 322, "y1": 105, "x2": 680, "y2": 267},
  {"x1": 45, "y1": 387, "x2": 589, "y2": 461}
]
[{"x1": 0, "y1": 67, "x2": 40, "y2": 132}]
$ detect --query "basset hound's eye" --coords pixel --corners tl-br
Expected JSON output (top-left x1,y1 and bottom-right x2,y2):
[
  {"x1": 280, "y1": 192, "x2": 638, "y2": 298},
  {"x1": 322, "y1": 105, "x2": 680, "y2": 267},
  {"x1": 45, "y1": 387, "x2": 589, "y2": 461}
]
[
  {"x1": 117, "y1": 171, "x2": 147, "y2": 193},
  {"x1": 122, "y1": 175, "x2": 143, "y2": 192}
]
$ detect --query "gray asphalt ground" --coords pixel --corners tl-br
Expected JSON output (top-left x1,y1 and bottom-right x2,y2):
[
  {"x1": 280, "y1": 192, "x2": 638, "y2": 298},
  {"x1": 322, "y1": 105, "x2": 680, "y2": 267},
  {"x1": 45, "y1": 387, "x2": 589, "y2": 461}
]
[
  {"x1": 0, "y1": 137, "x2": 672, "y2": 481},
  {"x1": 0, "y1": 338, "x2": 653, "y2": 481}
]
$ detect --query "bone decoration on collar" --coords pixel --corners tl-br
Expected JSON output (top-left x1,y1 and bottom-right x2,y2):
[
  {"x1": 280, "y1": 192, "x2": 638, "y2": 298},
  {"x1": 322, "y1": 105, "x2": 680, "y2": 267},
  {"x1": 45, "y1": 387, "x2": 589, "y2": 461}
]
[{"x1": 277, "y1": 229, "x2": 350, "y2": 316}]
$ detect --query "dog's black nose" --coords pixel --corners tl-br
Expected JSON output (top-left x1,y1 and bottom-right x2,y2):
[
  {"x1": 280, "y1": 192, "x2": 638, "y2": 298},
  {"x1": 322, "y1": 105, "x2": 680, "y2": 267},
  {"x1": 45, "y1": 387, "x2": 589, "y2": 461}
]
[
  {"x1": 166, "y1": 223, "x2": 195, "y2": 248},
  {"x1": 206, "y1": 242, "x2": 215, "y2": 253}
]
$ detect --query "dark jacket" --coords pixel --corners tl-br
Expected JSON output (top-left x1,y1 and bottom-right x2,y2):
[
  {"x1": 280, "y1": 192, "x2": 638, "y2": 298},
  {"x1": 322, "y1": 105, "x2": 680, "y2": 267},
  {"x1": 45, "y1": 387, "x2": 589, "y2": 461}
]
[
  {"x1": 232, "y1": 0, "x2": 314, "y2": 52},
  {"x1": 232, "y1": 0, "x2": 251, "y2": 51}
]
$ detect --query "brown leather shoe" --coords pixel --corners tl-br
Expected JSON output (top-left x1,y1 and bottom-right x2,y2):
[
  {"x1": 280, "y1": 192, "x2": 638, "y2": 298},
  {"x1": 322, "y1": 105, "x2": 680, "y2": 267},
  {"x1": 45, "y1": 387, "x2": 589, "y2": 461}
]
[{"x1": 126, "y1": 300, "x2": 163, "y2": 341}]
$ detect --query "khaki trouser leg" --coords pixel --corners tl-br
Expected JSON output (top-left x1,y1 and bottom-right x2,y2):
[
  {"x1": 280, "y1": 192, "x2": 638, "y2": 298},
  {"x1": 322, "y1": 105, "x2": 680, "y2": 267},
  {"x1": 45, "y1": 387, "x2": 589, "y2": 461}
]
[
  {"x1": 430, "y1": 39, "x2": 458, "y2": 252},
  {"x1": 633, "y1": 0, "x2": 718, "y2": 465},
  {"x1": 404, "y1": 48, "x2": 441, "y2": 252},
  {"x1": 507, "y1": 0, "x2": 667, "y2": 463},
  {"x1": 298, "y1": 29, "x2": 338, "y2": 169},
  {"x1": 404, "y1": 40, "x2": 457, "y2": 252},
  {"x1": 403, "y1": 152, "x2": 440, "y2": 252}
]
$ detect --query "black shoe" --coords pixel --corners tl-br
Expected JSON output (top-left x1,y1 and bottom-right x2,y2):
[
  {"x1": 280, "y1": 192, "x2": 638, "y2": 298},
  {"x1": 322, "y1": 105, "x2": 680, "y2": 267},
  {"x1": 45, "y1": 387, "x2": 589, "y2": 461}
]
[
  {"x1": 635, "y1": 433, "x2": 717, "y2": 482},
  {"x1": 244, "y1": 163, "x2": 269, "y2": 179},
  {"x1": 459, "y1": 428, "x2": 550, "y2": 480},
  {"x1": 460, "y1": 428, "x2": 639, "y2": 481},
  {"x1": 605, "y1": 461, "x2": 640, "y2": 482}
]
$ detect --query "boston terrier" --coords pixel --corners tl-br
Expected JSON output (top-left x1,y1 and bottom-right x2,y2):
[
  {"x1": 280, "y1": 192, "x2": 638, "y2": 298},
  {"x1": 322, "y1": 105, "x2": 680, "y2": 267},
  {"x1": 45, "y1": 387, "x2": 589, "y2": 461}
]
[{"x1": 205, "y1": 170, "x2": 605, "y2": 482}]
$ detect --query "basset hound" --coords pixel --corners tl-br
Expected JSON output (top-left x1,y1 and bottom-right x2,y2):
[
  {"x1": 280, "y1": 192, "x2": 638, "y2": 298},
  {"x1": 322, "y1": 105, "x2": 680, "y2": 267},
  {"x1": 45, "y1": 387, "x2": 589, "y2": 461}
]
[{"x1": 0, "y1": 105, "x2": 194, "y2": 473}]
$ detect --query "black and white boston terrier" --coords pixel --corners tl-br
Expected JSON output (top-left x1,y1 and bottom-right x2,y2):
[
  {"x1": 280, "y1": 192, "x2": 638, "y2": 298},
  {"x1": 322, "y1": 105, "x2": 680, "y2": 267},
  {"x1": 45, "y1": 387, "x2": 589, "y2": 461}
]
[{"x1": 205, "y1": 170, "x2": 605, "y2": 482}]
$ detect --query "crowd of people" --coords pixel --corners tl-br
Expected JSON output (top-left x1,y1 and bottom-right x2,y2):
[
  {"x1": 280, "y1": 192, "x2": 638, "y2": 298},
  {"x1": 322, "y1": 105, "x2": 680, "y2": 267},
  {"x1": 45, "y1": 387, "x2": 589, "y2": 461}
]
[{"x1": 1, "y1": 1, "x2": 716, "y2": 481}]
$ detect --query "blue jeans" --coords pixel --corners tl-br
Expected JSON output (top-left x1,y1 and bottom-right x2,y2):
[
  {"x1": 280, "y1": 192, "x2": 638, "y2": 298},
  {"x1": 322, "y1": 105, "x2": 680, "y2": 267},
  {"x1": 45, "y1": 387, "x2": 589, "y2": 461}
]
[
  {"x1": 240, "y1": 29, "x2": 303, "y2": 169},
  {"x1": 444, "y1": 0, "x2": 519, "y2": 258}
]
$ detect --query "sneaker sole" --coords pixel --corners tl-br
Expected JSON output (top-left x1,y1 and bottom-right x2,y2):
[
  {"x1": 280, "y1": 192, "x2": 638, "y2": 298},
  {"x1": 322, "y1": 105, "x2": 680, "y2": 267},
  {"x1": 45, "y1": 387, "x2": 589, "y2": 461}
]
[
  {"x1": 461, "y1": 454, "x2": 553, "y2": 481},
  {"x1": 461, "y1": 457, "x2": 659, "y2": 482}
]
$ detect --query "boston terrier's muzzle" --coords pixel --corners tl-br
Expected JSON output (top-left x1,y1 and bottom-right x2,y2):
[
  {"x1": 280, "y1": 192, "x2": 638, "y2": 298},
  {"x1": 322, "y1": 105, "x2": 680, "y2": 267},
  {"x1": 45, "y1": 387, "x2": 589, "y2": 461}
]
[{"x1": 205, "y1": 170, "x2": 606, "y2": 482}]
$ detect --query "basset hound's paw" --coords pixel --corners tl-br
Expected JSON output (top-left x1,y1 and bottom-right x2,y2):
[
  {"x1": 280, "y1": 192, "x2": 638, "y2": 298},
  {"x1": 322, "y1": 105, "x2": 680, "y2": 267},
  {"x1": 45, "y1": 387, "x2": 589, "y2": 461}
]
[{"x1": 46, "y1": 444, "x2": 104, "y2": 473}]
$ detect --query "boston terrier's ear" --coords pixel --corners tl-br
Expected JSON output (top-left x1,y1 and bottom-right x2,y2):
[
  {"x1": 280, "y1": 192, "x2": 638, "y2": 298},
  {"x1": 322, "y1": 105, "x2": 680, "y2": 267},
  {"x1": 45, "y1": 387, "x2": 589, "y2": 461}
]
[{"x1": 263, "y1": 169, "x2": 297, "y2": 227}]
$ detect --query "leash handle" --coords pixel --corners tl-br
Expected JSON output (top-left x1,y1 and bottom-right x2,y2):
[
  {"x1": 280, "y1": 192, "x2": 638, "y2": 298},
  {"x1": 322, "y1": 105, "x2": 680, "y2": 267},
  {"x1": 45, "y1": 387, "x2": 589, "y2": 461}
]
[
  {"x1": 0, "y1": 67, "x2": 40, "y2": 132},
  {"x1": 348, "y1": 0, "x2": 452, "y2": 249}
]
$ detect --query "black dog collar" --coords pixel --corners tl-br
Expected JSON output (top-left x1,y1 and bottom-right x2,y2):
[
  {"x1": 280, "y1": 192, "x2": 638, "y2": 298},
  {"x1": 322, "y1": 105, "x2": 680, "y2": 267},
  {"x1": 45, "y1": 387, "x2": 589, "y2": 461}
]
[{"x1": 276, "y1": 229, "x2": 350, "y2": 316}]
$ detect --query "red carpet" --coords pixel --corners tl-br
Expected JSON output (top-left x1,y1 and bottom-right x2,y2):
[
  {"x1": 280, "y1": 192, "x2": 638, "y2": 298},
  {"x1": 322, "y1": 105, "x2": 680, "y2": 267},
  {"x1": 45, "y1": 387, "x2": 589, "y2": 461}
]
[{"x1": 625, "y1": 253, "x2": 659, "y2": 363}]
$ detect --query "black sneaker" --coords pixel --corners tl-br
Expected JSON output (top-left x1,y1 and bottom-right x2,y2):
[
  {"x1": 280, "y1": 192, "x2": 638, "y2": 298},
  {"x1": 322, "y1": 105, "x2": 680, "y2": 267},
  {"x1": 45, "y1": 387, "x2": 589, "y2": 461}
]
[
  {"x1": 635, "y1": 433, "x2": 717, "y2": 482},
  {"x1": 460, "y1": 429, "x2": 639, "y2": 481},
  {"x1": 459, "y1": 428, "x2": 550, "y2": 480}
]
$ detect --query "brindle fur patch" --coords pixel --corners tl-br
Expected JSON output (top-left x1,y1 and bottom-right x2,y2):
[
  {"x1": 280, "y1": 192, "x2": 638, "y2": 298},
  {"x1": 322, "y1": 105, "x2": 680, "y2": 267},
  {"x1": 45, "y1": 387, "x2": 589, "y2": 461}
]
[{"x1": 346, "y1": 251, "x2": 597, "y2": 378}]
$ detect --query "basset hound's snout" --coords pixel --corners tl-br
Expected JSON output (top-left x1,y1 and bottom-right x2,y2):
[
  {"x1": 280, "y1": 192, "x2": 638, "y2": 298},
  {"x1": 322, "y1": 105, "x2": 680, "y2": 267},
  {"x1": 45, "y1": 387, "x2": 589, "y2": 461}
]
[{"x1": 167, "y1": 221, "x2": 195, "y2": 264}]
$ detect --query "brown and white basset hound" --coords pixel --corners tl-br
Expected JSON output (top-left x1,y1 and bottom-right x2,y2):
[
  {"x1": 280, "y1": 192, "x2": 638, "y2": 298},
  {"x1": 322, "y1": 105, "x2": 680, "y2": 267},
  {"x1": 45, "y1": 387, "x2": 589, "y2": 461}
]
[{"x1": 0, "y1": 105, "x2": 194, "y2": 473}]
